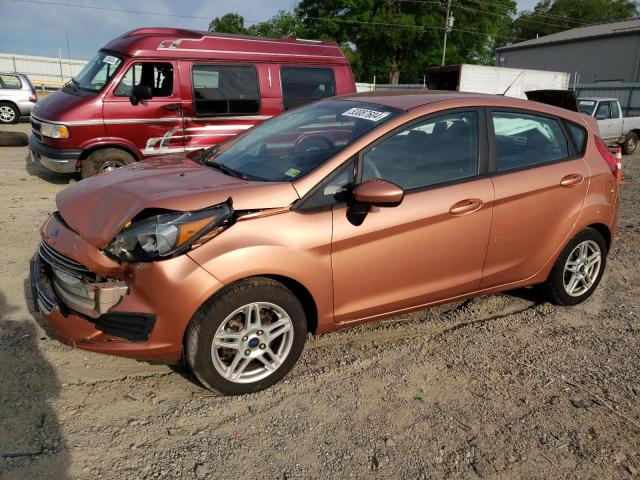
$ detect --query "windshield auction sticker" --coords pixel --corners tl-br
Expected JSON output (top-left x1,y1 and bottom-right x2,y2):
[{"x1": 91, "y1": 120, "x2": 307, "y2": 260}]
[
  {"x1": 342, "y1": 108, "x2": 391, "y2": 122},
  {"x1": 102, "y1": 55, "x2": 119, "y2": 65}
]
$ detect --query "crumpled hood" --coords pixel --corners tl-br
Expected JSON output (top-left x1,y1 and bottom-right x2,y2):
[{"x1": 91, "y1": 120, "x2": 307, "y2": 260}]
[{"x1": 56, "y1": 155, "x2": 299, "y2": 248}]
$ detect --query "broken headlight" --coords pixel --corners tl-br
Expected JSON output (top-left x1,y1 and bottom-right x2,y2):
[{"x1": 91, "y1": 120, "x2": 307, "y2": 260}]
[{"x1": 104, "y1": 203, "x2": 232, "y2": 262}]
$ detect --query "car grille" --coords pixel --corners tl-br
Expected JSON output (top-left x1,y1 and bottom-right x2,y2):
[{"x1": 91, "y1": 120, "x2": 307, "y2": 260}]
[
  {"x1": 38, "y1": 241, "x2": 93, "y2": 278},
  {"x1": 31, "y1": 117, "x2": 42, "y2": 142}
]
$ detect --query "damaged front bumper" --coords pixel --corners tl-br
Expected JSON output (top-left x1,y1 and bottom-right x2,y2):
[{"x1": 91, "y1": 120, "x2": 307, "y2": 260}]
[{"x1": 31, "y1": 213, "x2": 225, "y2": 361}]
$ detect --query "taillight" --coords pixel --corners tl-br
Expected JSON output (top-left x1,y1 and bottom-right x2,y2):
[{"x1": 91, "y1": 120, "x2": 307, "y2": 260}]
[
  {"x1": 29, "y1": 92, "x2": 37, "y2": 103},
  {"x1": 595, "y1": 136, "x2": 617, "y2": 176}
]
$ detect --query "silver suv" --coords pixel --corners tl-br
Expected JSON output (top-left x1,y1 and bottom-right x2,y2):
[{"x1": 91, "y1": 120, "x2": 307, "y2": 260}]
[{"x1": 0, "y1": 73, "x2": 37, "y2": 124}]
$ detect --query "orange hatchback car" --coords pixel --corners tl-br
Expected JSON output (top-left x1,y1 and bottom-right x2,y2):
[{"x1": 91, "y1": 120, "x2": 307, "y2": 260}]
[{"x1": 32, "y1": 92, "x2": 619, "y2": 394}]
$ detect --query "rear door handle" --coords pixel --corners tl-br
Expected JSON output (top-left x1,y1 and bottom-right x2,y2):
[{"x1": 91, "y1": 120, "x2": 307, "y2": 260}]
[
  {"x1": 164, "y1": 104, "x2": 181, "y2": 112},
  {"x1": 450, "y1": 198, "x2": 483, "y2": 216},
  {"x1": 560, "y1": 174, "x2": 583, "y2": 187}
]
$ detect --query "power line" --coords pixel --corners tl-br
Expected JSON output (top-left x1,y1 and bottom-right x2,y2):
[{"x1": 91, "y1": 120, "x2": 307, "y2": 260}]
[
  {"x1": 454, "y1": 4, "x2": 572, "y2": 30},
  {"x1": 465, "y1": 0, "x2": 592, "y2": 25}
]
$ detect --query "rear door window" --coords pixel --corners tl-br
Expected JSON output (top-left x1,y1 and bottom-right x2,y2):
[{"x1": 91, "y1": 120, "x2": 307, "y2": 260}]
[
  {"x1": 192, "y1": 65, "x2": 259, "y2": 115},
  {"x1": 114, "y1": 63, "x2": 174, "y2": 97},
  {"x1": 492, "y1": 111, "x2": 570, "y2": 172},
  {"x1": 281, "y1": 67, "x2": 336, "y2": 111},
  {"x1": 0, "y1": 75, "x2": 22, "y2": 89}
]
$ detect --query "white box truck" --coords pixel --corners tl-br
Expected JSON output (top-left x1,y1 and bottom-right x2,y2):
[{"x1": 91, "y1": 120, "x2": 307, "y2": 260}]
[{"x1": 428, "y1": 64, "x2": 571, "y2": 99}]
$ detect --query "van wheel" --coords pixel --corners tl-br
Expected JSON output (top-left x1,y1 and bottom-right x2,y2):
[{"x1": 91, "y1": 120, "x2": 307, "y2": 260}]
[
  {"x1": 186, "y1": 278, "x2": 307, "y2": 395},
  {"x1": 80, "y1": 148, "x2": 135, "y2": 179},
  {"x1": 622, "y1": 132, "x2": 637, "y2": 155},
  {"x1": 0, "y1": 102, "x2": 19, "y2": 124},
  {"x1": 542, "y1": 228, "x2": 607, "y2": 306}
]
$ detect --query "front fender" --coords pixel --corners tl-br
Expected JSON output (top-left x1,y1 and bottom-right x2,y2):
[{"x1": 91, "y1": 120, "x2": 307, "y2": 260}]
[{"x1": 186, "y1": 210, "x2": 334, "y2": 332}]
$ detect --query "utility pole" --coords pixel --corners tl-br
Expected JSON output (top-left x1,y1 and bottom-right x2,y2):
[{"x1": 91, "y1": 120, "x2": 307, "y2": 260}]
[{"x1": 441, "y1": 0, "x2": 454, "y2": 66}]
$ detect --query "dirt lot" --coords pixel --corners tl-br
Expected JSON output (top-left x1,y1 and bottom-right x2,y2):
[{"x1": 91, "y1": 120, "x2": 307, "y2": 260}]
[{"x1": 0, "y1": 122, "x2": 638, "y2": 480}]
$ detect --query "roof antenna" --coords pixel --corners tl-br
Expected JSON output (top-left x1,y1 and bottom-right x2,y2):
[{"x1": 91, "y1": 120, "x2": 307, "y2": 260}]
[{"x1": 501, "y1": 71, "x2": 524, "y2": 96}]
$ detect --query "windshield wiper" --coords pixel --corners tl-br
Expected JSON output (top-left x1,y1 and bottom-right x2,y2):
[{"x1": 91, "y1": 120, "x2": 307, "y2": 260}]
[{"x1": 205, "y1": 161, "x2": 249, "y2": 180}]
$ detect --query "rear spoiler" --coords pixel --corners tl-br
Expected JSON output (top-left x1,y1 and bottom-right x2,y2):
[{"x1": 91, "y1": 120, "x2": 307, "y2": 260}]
[{"x1": 525, "y1": 90, "x2": 578, "y2": 112}]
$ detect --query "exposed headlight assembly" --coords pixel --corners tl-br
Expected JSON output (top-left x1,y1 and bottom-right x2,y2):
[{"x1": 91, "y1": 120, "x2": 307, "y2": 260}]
[
  {"x1": 40, "y1": 122, "x2": 70, "y2": 139},
  {"x1": 104, "y1": 202, "x2": 233, "y2": 262}
]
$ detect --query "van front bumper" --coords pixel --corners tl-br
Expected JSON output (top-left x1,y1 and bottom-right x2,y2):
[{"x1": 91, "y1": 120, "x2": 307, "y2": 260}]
[{"x1": 29, "y1": 135, "x2": 81, "y2": 173}]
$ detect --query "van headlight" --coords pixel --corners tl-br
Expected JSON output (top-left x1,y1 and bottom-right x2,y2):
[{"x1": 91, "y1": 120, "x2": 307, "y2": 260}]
[
  {"x1": 40, "y1": 122, "x2": 70, "y2": 139},
  {"x1": 104, "y1": 203, "x2": 233, "y2": 262}
]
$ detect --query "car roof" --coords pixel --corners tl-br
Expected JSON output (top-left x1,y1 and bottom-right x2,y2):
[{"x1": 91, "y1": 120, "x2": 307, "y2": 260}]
[
  {"x1": 102, "y1": 28, "x2": 349, "y2": 65},
  {"x1": 333, "y1": 90, "x2": 531, "y2": 111}
]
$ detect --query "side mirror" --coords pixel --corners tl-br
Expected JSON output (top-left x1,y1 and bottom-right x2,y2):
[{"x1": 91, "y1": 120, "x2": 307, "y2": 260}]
[
  {"x1": 353, "y1": 178, "x2": 404, "y2": 207},
  {"x1": 130, "y1": 84, "x2": 153, "y2": 106}
]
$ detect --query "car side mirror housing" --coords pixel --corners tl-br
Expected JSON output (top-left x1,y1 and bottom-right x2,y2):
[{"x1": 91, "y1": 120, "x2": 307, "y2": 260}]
[
  {"x1": 353, "y1": 178, "x2": 404, "y2": 207},
  {"x1": 130, "y1": 84, "x2": 153, "y2": 106}
]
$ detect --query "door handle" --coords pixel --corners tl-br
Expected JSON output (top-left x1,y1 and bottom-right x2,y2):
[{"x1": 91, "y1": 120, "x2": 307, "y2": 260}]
[
  {"x1": 560, "y1": 174, "x2": 583, "y2": 187},
  {"x1": 164, "y1": 104, "x2": 181, "y2": 112},
  {"x1": 449, "y1": 198, "x2": 483, "y2": 216}
]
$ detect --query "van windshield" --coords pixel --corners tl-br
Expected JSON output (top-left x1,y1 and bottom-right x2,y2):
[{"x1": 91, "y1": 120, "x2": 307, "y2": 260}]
[
  {"x1": 204, "y1": 100, "x2": 400, "y2": 182},
  {"x1": 64, "y1": 51, "x2": 122, "y2": 95}
]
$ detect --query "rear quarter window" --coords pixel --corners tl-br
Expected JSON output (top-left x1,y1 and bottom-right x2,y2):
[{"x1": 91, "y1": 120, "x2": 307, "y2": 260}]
[
  {"x1": 566, "y1": 122, "x2": 588, "y2": 155},
  {"x1": 281, "y1": 67, "x2": 336, "y2": 111}
]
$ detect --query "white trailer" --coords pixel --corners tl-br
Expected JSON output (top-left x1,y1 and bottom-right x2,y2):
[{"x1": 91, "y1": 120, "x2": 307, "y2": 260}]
[{"x1": 428, "y1": 64, "x2": 571, "y2": 99}]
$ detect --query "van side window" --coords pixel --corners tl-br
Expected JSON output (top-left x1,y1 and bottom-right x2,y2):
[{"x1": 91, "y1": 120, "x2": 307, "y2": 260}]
[
  {"x1": 492, "y1": 111, "x2": 569, "y2": 171},
  {"x1": 0, "y1": 75, "x2": 22, "y2": 89},
  {"x1": 114, "y1": 63, "x2": 173, "y2": 97},
  {"x1": 281, "y1": 67, "x2": 336, "y2": 111},
  {"x1": 192, "y1": 65, "x2": 259, "y2": 115}
]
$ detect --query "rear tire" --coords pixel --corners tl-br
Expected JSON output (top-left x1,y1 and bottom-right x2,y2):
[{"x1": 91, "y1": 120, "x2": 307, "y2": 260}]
[
  {"x1": 80, "y1": 148, "x2": 135, "y2": 179},
  {"x1": 0, "y1": 102, "x2": 19, "y2": 124},
  {"x1": 542, "y1": 228, "x2": 607, "y2": 306},
  {"x1": 622, "y1": 132, "x2": 637, "y2": 155},
  {"x1": 186, "y1": 277, "x2": 307, "y2": 395}
]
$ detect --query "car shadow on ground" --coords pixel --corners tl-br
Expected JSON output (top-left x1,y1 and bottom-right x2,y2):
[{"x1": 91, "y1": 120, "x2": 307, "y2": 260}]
[
  {"x1": 24, "y1": 152, "x2": 77, "y2": 186},
  {"x1": 0, "y1": 284, "x2": 70, "y2": 479}
]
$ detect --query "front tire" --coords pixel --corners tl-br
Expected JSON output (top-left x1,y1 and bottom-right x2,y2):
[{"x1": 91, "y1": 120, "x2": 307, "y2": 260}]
[
  {"x1": 542, "y1": 228, "x2": 607, "y2": 306},
  {"x1": 622, "y1": 132, "x2": 637, "y2": 155},
  {"x1": 80, "y1": 148, "x2": 135, "y2": 179},
  {"x1": 186, "y1": 278, "x2": 307, "y2": 395}
]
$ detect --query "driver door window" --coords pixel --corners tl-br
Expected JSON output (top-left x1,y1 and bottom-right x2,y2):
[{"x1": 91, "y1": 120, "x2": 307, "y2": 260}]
[
  {"x1": 362, "y1": 112, "x2": 479, "y2": 191},
  {"x1": 595, "y1": 102, "x2": 611, "y2": 120},
  {"x1": 114, "y1": 63, "x2": 174, "y2": 97}
]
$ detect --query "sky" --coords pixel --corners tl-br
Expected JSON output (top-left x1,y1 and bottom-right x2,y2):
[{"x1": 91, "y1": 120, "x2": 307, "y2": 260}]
[{"x1": 0, "y1": 0, "x2": 539, "y2": 60}]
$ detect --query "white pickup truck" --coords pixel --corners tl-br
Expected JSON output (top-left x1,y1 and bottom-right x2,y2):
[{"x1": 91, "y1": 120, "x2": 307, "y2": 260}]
[{"x1": 578, "y1": 97, "x2": 640, "y2": 154}]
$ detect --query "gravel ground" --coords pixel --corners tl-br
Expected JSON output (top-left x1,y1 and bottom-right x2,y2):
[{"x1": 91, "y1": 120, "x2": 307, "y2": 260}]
[{"x1": 0, "y1": 122, "x2": 638, "y2": 480}]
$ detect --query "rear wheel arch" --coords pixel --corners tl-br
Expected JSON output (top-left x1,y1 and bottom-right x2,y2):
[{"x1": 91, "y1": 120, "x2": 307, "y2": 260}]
[{"x1": 587, "y1": 223, "x2": 611, "y2": 252}]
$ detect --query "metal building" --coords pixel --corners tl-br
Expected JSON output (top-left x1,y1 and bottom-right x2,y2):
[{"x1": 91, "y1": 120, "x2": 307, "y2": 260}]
[{"x1": 496, "y1": 18, "x2": 640, "y2": 85}]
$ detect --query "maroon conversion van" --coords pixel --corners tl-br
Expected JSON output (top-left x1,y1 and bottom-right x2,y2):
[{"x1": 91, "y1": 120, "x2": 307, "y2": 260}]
[{"x1": 29, "y1": 28, "x2": 356, "y2": 178}]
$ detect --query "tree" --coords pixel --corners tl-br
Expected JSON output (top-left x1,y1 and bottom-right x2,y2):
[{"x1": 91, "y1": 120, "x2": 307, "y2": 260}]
[
  {"x1": 247, "y1": 10, "x2": 306, "y2": 38},
  {"x1": 296, "y1": 0, "x2": 517, "y2": 84},
  {"x1": 209, "y1": 13, "x2": 248, "y2": 35},
  {"x1": 513, "y1": 0, "x2": 638, "y2": 40}
]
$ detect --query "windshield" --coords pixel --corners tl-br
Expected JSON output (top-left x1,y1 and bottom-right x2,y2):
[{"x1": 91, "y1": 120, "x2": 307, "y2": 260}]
[
  {"x1": 578, "y1": 100, "x2": 596, "y2": 115},
  {"x1": 205, "y1": 100, "x2": 401, "y2": 182},
  {"x1": 66, "y1": 51, "x2": 122, "y2": 94}
]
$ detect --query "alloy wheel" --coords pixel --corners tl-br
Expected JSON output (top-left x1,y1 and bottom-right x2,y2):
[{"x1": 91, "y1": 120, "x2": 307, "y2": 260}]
[
  {"x1": 211, "y1": 302, "x2": 294, "y2": 384},
  {"x1": 563, "y1": 240, "x2": 602, "y2": 297},
  {"x1": 0, "y1": 105, "x2": 16, "y2": 123}
]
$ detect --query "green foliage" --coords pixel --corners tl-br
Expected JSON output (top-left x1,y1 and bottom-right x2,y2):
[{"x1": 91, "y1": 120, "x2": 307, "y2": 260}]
[
  {"x1": 513, "y1": 0, "x2": 638, "y2": 40},
  {"x1": 208, "y1": 13, "x2": 247, "y2": 35},
  {"x1": 246, "y1": 11, "x2": 306, "y2": 38}
]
